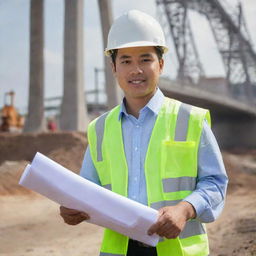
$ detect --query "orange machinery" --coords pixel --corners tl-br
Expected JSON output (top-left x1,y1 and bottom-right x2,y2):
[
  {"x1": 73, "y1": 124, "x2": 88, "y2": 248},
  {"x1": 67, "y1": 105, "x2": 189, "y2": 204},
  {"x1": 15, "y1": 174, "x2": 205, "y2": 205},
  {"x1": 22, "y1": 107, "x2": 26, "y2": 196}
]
[{"x1": 0, "y1": 91, "x2": 24, "y2": 132}]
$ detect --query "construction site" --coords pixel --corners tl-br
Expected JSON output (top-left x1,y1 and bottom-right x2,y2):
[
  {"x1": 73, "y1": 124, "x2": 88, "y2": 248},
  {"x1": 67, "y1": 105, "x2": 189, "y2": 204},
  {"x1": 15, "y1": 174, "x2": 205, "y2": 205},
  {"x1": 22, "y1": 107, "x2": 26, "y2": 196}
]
[{"x1": 0, "y1": 0, "x2": 256, "y2": 255}]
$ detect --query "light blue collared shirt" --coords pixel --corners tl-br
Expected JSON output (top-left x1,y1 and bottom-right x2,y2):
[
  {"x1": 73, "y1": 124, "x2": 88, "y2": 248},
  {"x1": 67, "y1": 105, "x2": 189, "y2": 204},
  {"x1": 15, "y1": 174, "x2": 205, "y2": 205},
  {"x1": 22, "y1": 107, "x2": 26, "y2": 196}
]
[{"x1": 80, "y1": 88, "x2": 228, "y2": 223}]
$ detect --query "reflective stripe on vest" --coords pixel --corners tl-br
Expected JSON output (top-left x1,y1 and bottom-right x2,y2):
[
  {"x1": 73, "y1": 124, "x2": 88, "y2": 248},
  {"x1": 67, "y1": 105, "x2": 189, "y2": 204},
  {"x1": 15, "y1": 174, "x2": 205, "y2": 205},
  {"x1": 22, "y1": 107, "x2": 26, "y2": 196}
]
[
  {"x1": 150, "y1": 199, "x2": 182, "y2": 210},
  {"x1": 175, "y1": 103, "x2": 192, "y2": 141},
  {"x1": 162, "y1": 177, "x2": 196, "y2": 193},
  {"x1": 180, "y1": 219, "x2": 206, "y2": 239}
]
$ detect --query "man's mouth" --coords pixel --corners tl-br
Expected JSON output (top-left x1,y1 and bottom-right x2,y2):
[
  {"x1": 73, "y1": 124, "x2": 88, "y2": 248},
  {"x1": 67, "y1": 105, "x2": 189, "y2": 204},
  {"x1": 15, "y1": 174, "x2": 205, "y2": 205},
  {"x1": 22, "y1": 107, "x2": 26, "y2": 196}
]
[{"x1": 128, "y1": 79, "x2": 146, "y2": 85}]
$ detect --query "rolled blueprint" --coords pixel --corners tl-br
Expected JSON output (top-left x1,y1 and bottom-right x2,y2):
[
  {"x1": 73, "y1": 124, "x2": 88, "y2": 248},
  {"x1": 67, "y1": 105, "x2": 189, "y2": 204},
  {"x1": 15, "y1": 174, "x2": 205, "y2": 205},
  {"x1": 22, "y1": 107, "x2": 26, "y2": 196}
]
[{"x1": 19, "y1": 152, "x2": 159, "y2": 246}]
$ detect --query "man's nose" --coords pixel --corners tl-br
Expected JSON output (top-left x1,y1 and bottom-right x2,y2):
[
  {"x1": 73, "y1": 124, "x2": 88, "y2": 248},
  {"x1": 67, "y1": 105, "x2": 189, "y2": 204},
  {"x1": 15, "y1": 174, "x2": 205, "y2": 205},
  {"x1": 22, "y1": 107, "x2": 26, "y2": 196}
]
[{"x1": 130, "y1": 64, "x2": 143, "y2": 75}]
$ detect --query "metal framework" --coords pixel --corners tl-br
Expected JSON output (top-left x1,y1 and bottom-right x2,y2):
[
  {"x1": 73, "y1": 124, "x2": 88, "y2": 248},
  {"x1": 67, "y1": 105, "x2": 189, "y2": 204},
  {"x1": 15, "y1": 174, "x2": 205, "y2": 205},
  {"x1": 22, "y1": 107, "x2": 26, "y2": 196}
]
[
  {"x1": 156, "y1": 0, "x2": 256, "y2": 100},
  {"x1": 157, "y1": 0, "x2": 204, "y2": 84}
]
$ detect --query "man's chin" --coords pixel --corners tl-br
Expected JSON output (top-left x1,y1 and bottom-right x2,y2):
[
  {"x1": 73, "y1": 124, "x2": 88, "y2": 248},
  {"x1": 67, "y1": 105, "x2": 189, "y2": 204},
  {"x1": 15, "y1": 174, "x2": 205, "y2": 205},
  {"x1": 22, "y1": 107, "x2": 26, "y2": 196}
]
[{"x1": 127, "y1": 91, "x2": 155, "y2": 100}]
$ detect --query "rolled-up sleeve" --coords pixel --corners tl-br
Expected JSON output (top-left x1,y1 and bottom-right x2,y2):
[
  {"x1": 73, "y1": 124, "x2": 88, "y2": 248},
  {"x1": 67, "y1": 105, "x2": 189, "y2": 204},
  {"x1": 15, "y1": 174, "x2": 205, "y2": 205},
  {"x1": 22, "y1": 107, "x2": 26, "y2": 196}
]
[
  {"x1": 183, "y1": 121, "x2": 228, "y2": 223},
  {"x1": 80, "y1": 146, "x2": 101, "y2": 186}
]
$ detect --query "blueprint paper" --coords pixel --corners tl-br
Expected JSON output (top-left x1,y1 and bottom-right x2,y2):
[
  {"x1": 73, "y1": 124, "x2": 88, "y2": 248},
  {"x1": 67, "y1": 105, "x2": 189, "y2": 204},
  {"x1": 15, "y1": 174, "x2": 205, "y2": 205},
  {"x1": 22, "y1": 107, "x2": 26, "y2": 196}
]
[{"x1": 19, "y1": 152, "x2": 159, "y2": 246}]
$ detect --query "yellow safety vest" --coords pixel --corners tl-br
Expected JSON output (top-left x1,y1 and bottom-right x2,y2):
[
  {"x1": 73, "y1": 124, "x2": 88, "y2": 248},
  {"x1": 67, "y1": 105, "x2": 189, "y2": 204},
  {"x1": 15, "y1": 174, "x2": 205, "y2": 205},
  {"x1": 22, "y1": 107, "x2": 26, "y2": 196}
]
[{"x1": 88, "y1": 97, "x2": 211, "y2": 256}]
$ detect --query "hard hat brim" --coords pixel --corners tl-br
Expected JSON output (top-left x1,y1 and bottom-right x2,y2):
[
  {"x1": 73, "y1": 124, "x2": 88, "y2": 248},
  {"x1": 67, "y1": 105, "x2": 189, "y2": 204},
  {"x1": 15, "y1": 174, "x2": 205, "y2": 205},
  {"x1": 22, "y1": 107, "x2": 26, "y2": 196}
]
[{"x1": 104, "y1": 41, "x2": 168, "y2": 56}]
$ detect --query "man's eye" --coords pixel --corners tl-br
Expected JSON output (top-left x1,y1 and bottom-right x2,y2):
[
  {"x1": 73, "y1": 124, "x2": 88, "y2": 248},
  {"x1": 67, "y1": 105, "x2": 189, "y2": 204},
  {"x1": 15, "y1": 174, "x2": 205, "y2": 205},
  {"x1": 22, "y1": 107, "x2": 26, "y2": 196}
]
[
  {"x1": 142, "y1": 59, "x2": 151, "y2": 62},
  {"x1": 121, "y1": 60, "x2": 130, "y2": 64}
]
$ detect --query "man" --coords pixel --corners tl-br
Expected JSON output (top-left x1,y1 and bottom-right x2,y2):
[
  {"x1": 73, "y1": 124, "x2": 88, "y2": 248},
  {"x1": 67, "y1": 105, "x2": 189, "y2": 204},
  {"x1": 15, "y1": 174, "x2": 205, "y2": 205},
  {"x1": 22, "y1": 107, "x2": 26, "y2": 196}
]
[{"x1": 60, "y1": 10, "x2": 228, "y2": 256}]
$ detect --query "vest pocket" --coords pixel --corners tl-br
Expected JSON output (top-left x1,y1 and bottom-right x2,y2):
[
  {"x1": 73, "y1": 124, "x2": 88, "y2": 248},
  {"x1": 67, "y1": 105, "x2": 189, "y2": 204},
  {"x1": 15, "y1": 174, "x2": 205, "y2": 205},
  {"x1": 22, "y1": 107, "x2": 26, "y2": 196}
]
[{"x1": 161, "y1": 140, "x2": 197, "y2": 183}]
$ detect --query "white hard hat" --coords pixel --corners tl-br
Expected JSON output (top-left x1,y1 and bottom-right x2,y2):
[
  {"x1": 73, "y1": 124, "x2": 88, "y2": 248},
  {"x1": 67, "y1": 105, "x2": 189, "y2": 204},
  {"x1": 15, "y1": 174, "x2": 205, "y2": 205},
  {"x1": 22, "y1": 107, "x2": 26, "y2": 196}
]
[{"x1": 105, "y1": 9, "x2": 168, "y2": 56}]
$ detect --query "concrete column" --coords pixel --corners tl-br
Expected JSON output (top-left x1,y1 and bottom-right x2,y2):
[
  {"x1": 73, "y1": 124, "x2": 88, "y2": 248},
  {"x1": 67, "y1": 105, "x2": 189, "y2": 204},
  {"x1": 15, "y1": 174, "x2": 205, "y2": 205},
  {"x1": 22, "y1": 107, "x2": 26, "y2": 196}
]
[
  {"x1": 98, "y1": 0, "x2": 122, "y2": 109},
  {"x1": 24, "y1": 0, "x2": 45, "y2": 132},
  {"x1": 60, "y1": 0, "x2": 88, "y2": 131}
]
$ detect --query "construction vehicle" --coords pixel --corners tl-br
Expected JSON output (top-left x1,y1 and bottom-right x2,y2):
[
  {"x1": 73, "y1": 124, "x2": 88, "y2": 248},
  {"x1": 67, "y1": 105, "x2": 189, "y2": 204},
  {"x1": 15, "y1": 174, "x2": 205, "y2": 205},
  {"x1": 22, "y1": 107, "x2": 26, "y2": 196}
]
[{"x1": 0, "y1": 91, "x2": 24, "y2": 132}]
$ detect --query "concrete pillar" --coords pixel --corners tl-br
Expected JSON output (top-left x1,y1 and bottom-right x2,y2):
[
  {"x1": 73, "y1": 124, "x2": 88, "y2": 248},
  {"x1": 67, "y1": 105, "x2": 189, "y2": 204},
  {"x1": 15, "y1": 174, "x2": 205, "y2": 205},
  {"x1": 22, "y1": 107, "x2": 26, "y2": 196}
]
[
  {"x1": 98, "y1": 0, "x2": 122, "y2": 109},
  {"x1": 24, "y1": 0, "x2": 45, "y2": 132},
  {"x1": 60, "y1": 0, "x2": 88, "y2": 131}
]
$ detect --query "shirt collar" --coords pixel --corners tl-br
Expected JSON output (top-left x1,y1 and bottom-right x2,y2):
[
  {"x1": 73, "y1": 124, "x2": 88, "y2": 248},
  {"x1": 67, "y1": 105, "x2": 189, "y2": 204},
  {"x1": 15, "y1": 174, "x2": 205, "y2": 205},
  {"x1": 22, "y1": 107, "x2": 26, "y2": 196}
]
[{"x1": 118, "y1": 88, "x2": 165, "y2": 120}]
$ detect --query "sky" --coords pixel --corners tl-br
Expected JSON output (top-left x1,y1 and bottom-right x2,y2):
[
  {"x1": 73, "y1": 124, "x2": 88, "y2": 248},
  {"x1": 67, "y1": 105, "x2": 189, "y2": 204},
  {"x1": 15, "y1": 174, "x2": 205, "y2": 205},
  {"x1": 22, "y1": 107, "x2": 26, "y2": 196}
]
[{"x1": 0, "y1": 0, "x2": 256, "y2": 114}]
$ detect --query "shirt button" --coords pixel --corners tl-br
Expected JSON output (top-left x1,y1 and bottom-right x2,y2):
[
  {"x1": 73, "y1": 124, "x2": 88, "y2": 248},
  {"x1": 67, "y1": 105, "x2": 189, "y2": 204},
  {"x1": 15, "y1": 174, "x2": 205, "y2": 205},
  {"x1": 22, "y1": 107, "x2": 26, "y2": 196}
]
[
  {"x1": 135, "y1": 147, "x2": 138, "y2": 151},
  {"x1": 136, "y1": 125, "x2": 140, "y2": 128},
  {"x1": 132, "y1": 195, "x2": 137, "y2": 199},
  {"x1": 134, "y1": 177, "x2": 138, "y2": 182}
]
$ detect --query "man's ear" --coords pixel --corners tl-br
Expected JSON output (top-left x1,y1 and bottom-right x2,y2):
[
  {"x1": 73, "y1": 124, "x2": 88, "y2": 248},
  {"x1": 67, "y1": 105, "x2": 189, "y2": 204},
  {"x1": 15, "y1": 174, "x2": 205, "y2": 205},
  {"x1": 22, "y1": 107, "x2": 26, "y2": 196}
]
[
  {"x1": 159, "y1": 58, "x2": 164, "y2": 74},
  {"x1": 111, "y1": 61, "x2": 116, "y2": 75}
]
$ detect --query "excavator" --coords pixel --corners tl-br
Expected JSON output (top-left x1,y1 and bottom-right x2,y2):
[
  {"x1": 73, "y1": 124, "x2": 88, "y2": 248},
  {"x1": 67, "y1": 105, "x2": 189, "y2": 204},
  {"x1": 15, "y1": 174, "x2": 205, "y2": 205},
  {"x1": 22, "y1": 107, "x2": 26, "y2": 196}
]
[{"x1": 0, "y1": 91, "x2": 24, "y2": 132}]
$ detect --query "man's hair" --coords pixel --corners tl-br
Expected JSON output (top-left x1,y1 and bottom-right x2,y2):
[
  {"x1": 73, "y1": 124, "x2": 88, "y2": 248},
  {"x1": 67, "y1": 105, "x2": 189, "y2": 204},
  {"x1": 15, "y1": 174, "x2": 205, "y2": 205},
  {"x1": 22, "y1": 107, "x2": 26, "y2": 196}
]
[{"x1": 110, "y1": 46, "x2": 164, "y2": 67}]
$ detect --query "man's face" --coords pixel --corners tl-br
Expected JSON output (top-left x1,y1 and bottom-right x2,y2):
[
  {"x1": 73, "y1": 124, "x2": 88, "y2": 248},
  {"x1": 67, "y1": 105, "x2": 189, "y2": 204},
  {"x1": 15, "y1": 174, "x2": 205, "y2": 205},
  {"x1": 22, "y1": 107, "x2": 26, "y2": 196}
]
[{"x1": 112, "y1": 46, "x2": 164, "y2": 101}]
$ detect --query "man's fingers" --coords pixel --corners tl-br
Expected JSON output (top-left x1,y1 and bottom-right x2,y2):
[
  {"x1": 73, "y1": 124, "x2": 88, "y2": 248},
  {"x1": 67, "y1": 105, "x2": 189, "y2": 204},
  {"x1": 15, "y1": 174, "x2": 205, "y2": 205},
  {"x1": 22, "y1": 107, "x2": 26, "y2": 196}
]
[
  {"x1": 61, "y1": 211, "x2": 89, "y2": 220},
  {"x1": 60, "y1": 206, "x2": 90, "y2": 218},
  {"x1": 60, "y1": 206, "x2": 81, "y2": 215},
  {"x1": 59, "y1": 206, "x2": 90, "y2": 225},
  {"x1": 158, "y1": 208, "x2": 165, "y2": 216},
  {"x1": 148, "y1": 214, "x2": 168, "y2": 235},
  {"x1": 61, "y1": 212, "x2": 88, "y2": 225},
  {"x1": 80, "y1": 212, "x2": 90, "y2": 220},
  {"x1": 162, "y1": 230, "x2": 180, "y2": 239},
  {"x1": 148, "y1": 219, "x2": 165, "y2": 235},
  {"x1": 148, "y1": 205, "x2": 188, "y2": 238},
  {"x1": 147, "y1": 223, "x2": 159, "y2": 236},
  {"x1": 155, "y1": 222, "x2": 171, "y2": 236}
]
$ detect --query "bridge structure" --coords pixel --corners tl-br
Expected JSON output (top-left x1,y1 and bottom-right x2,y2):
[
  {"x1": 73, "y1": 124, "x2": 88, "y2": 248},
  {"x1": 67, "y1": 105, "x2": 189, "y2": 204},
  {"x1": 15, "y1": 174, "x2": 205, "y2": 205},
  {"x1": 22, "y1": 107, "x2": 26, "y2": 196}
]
[
  {"x1": 154, "y1": 0, "x2": 256, "y2": 148},
  {"x1": 24, "y1": 0, "x2": 256, "y2": 148}
]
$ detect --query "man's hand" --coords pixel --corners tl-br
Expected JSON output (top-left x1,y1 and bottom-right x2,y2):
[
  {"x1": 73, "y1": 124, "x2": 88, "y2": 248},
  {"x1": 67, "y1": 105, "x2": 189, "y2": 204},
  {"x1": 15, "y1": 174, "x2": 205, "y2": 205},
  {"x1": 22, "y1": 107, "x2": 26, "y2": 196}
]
[
  {"x1": 147, "y1": 201, "x2": 196, "y2": 239},
  {"x1": 59, "y1": 206, "x2": 90, "y2": 225}
]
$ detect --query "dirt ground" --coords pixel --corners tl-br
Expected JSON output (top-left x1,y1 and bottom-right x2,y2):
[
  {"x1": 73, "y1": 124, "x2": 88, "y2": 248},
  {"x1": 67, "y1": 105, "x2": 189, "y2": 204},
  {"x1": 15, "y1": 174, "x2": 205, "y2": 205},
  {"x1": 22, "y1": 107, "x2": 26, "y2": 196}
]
[{"x1": 0, "y1": 132, "x2": 255, "y2": 256}]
